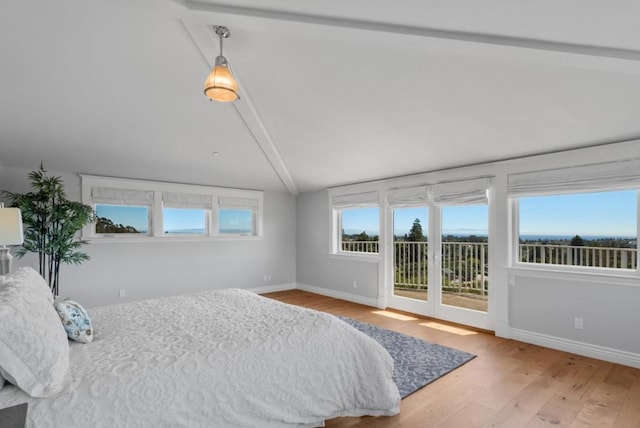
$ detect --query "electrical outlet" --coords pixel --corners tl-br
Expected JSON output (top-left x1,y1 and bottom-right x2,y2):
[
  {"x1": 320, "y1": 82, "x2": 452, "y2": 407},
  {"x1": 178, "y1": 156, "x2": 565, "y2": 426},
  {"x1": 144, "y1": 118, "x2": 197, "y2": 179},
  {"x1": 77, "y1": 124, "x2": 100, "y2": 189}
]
[
  {"x1": 352, "y1": 280, "x2": 358, "y2": 289},
  {"x1": 119, "y1": 289, "x2": 126, "y2": 298},
  {"x1": 574, "y1": 317, "x2": 584, "y2": 330}
]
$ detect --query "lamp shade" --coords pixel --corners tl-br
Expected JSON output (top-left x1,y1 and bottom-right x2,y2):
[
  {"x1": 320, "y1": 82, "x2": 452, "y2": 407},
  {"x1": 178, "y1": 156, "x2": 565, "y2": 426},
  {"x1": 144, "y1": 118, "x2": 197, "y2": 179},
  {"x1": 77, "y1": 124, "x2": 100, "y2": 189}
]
[
  {"x1": 204, "y1": 62, "x2": 239, "y2": 102},
  {"x1": 0, "y1": 208, "x2": 24, "y2": 246}
]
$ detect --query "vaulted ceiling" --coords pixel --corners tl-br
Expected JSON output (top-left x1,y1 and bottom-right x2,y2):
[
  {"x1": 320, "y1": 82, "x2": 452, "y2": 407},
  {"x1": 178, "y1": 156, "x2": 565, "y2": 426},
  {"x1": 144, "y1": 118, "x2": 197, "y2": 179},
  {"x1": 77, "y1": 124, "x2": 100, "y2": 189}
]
[{"x1": 2, "y1": 0, "x2": 640, "y2": 194}]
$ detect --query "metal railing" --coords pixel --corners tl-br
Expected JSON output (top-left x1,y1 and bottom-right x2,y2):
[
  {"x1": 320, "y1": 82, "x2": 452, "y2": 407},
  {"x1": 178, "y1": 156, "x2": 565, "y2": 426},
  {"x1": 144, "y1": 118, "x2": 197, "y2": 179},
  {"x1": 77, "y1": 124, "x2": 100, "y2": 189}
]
[{"x1": 519, "y1": 243, "x2": 637, "y2": 269}]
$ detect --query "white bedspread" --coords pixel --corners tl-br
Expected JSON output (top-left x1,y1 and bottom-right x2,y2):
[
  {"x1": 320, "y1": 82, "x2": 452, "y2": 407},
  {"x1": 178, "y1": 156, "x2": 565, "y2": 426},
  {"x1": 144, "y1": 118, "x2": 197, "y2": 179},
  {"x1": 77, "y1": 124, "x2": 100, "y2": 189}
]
[{"x1": 0, "y1": 289, "x2": 400, "y2": 427}]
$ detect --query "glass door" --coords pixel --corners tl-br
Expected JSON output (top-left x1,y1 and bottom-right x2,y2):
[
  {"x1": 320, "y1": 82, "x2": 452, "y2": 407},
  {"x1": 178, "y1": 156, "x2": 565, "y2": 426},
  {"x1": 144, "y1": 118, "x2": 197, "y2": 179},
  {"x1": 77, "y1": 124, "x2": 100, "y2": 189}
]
[
  {"x1": 433, "y1": 203, "x2": 491, "y2": 329},
  {"x1": 439, "y1": 205, "x2": 488, "y2": 312},
  {"x1": 385, "y1": 179, "x2": 493, "y2": 330},
  {"x1": 387, "y1": 207, "x2": 431, "y2": 313}
]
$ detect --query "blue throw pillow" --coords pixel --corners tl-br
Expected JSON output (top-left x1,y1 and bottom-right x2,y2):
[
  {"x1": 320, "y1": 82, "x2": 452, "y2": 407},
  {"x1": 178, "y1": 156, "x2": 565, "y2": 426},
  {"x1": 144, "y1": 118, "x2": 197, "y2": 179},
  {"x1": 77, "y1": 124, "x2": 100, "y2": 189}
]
[{"x1": 54, "y1": 298, "x2": 94, "y2": 343}]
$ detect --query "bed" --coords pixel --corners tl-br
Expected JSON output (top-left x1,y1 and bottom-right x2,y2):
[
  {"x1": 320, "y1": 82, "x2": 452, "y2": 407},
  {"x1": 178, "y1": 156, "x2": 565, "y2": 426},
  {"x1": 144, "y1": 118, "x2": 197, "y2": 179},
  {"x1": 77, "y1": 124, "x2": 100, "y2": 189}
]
[{"x1": 0, "y1": 268, "x2": 400, "y2": 427}]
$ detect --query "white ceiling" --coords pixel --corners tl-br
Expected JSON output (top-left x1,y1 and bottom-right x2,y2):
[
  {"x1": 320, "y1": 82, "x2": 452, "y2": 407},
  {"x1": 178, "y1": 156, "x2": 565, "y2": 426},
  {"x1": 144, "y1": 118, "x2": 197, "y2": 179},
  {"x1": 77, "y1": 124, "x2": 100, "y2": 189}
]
[{"x1": 2, "y1": 0, "x2": 640, "y2": 194}]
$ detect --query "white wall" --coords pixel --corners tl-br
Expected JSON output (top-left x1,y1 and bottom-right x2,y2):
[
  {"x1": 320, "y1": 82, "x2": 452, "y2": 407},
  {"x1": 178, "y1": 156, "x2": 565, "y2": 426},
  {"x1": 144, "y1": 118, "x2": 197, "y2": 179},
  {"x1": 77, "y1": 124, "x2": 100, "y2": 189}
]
[
  {"x1": 295, "y1": 140, "x2": 640, "y2": 367},
  {"x1": 1, "y1": 166, "x2": 297, "y2": 308},
  {"x1": 509, "y1": 271, "x2": 640, "y2": 355},
  {"x1": 296, "y1": 190, "x2": 379, "y2": 305}
]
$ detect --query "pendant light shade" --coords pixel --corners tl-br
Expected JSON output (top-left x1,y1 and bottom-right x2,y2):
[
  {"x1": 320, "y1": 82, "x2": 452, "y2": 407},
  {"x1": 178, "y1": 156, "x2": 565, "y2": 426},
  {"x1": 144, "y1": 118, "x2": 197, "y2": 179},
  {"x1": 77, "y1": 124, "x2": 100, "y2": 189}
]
[{"x1": 204, "y1": 26, "x2": 239, "y2": 102}]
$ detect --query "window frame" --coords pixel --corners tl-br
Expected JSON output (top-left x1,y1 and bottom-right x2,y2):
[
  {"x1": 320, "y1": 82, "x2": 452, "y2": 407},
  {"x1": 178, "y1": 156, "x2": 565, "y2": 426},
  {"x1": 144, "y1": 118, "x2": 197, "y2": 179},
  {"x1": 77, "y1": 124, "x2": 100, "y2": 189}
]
[
  {"x1": 334, "y1": 206, "x2": 381, "y2": 255},
  {"x1": 161, "y1": 207, "x2": 210, "y2": 237},
  {"x1": 94, "y1": 203, "x2": 152, "y2": 236},
  {"x1": 510, "y1": 188, "x2": 640, "y2": 276},
  {"x1": 329, "y1": 189, "x2": 381, "y2": 261},
  {"x1": 217, "y1": 208, "x2": 256, "y2": 236},
  {"x1": 81, "y1": 175, "x2": 264, "y2": 242}
]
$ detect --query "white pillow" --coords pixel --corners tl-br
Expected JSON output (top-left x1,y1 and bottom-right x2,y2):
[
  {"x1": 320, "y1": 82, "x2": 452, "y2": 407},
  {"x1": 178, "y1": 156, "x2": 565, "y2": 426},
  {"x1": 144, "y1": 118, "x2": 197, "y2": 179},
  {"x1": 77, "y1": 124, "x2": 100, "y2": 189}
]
[
  {"x1": 1, "y1": 267, "x2": 54, "y2": 304},
  {"x1": 0, "y1": 268, "x2": 70, "y2": 397},
  {"x1": 55, "y1": 298, "x2": 94, "y2": 343}
]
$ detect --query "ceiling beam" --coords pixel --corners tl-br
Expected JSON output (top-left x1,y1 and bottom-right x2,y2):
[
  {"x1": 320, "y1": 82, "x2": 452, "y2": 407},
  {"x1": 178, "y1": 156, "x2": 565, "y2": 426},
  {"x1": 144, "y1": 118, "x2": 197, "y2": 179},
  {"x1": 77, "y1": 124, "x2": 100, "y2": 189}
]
[
  {"x1": 185, "y1": 0, "x2": 640, "y2": 63},
  {"x1": 232, "y1": 92, "x2": 299, "y2": 196}
]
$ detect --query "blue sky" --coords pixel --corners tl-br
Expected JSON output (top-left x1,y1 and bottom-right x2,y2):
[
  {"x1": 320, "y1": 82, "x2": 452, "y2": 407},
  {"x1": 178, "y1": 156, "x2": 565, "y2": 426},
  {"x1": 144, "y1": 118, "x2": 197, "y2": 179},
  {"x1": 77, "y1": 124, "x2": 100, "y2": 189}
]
[
  {"x1": 164, "y1": 208, "x2": 205, "y2": 232},
  {"x1": 342, "y1": 207, "x2": 380, "y2": 235},
  {"x1": 519, "y1": 190, "x2": 636, "y2": 237},
  {"x1": 341, "y1": 189, "x2": 637, "y2": 238},
  {"x1": 218, "y1": 210, "x2": 252, "y2": 233},
  {"x1": 342, "y1": 206, "x2": 489, "y2": 236}
]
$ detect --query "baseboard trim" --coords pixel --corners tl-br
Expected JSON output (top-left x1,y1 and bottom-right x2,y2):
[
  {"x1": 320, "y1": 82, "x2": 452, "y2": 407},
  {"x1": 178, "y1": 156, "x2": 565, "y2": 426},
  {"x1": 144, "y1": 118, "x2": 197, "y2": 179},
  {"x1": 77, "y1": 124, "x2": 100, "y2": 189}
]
[
  {"x1": 510, "y1": 328, "x2": 640, "y2": 369},
  {"x1": 249, "y1": 283, "x2": 297, "y2": 294},
  {"x1": 295, "y1": 283, "x2": 378, "y2": 308},
  {"x1": 494, "y1": 321, "x2": 512, "y2": 339}
]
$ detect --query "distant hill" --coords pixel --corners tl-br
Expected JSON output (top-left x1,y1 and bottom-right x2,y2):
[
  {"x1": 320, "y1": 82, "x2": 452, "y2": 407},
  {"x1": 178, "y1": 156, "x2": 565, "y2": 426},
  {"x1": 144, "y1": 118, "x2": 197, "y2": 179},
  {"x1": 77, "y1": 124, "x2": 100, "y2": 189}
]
[{"x1": 96, "y1": 216, "x2": 140, "y2": 233}]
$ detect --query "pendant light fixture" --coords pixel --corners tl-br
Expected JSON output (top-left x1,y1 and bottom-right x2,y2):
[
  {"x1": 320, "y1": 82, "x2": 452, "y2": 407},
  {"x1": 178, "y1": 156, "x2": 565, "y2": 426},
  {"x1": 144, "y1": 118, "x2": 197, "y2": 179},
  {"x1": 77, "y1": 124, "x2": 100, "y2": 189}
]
[{"x1": 204, "y1": 26, "x2": 239, "y2": 102}]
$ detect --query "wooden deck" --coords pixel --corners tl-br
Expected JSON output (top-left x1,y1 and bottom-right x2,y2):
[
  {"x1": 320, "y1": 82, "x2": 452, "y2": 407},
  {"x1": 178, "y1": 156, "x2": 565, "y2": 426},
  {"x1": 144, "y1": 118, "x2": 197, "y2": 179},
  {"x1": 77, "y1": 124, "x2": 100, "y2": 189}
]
[
  {"x1": 394, "y1": 288, "x2": 489, "y2": 312},
  {"x1": 263, "y1": 289, "x2": 640, "y2": 428}
]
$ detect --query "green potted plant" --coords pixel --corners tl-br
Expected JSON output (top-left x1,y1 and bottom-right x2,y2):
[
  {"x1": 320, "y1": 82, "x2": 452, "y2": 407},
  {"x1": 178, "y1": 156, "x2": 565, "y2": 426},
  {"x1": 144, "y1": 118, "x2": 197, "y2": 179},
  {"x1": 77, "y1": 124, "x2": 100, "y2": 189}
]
[{"x1": 2, "y1": 164, "x2": 94, "y2": 296}]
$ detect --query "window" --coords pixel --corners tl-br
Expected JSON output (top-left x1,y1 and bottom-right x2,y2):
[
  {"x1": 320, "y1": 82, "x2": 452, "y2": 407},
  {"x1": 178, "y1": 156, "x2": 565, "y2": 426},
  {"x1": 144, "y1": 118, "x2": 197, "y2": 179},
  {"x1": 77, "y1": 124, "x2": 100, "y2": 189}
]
[
  {"x1": 517, "y1": 190, "x2": 637, "y2": 270},
  {"x1": 218, "y1": 197, "x2": 259, "y2": 236},
  {"x1": 162, "y1": 191, "x2": 212, "y2": 236},
  {"x1": 219, "y1": 210, "x2": 253, "y2": 235},
  {"x1": 509, "y1": 160, "x2": 640, "y2": 272},
  {"x1": 81, "y1": 175, "x2": 263, "y2": 241},
  {"x1": 340, "y1": 207, "x2": 380, "y2": 253},
  {"x1": 95, "y1": 204, "x2": 149, "y2": 234},
  {"x1": 163, "y1": 208, "x2": 207, "y2": 235},
  {"x1": 330, "y1": 191, "x2": 380, "y2": 255},
  {"x1": 90, "y1": 187, "x2": 153, "y2": 236}
]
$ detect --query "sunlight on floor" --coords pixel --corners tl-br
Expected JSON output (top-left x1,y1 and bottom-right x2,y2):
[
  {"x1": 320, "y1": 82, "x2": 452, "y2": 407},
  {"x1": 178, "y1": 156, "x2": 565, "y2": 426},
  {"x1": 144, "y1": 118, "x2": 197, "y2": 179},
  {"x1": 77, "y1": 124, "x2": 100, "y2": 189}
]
[
  {"x1": 419, "y1": 321, "x2": 478, "y2": 336},
  {"x1": 371, "y1": 310, "x2": 419, "y2": 321}
]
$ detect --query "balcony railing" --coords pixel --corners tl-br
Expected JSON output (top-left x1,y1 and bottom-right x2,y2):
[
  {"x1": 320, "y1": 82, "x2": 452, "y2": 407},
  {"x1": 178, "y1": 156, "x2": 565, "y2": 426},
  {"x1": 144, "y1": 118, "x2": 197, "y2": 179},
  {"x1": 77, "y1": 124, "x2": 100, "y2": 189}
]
[
  {"x1": 441, "y1": 242, "x2": 488, "y2": 295},
  {"x1": 394, "y1": 241, "x2": 428, "y2": 289},
  {"x1": 341, "y1": 240, "x2": 379, "y2": 253},
  {"x1": 342, "y1": 240, "x2": 489, "y2": 295},
  {"x1": 342, "y1": 240, "x2": 638, "y2": 295},
  {"x1": 519, "y1": 243, "x2": 637, "y2": 270}
]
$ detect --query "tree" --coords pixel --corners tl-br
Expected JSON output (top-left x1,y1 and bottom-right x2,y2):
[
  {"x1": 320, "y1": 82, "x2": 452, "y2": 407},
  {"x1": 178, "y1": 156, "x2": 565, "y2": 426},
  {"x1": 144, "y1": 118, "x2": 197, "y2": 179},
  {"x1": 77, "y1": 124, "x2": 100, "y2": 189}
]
[
  {"x1": 570, "y1": 234, "x2": 585, "y2": 246},
  {"x1": 355, "y1": 231, "x2": 370, "y2": 241},
  {"x1": 3, "y1": 164, "x2": 94, "y2": 296},
  {"x1": 407, "y1": 218, "x2": 424, "y2": 242},
  {"x1": 96, "y1": 216, "x2": 139, "y2": 233}
]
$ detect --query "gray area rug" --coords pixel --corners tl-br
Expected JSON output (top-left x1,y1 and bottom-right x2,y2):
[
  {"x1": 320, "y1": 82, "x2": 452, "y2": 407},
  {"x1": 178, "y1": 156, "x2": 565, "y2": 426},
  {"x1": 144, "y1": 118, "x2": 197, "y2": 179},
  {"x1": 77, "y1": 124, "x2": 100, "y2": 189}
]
[{"x1": 338, "y1": 316, "x2": 476, "y2": 398}]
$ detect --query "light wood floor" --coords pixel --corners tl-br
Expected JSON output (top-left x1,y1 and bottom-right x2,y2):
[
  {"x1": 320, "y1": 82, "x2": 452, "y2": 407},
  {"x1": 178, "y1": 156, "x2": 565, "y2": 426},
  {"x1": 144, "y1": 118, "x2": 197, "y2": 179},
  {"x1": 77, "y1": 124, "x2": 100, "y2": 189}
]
[{"x1": 262, "y1": 290, "x2": 640, "y2": 428}]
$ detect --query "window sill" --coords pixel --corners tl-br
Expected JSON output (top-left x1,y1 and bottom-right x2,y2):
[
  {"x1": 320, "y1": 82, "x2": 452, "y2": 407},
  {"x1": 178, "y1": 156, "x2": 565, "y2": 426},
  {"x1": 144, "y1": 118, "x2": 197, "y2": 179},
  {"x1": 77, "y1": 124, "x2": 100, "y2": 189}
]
[
  {"x1": 85, "y1": 235, "x2": 263, "y2": 244},
  {"x1": 329, "y1": 252, "x2": 381, "y2": 263},
  {"x1": 509, "y1": 264, "x2": 640, "y2": 287}
]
